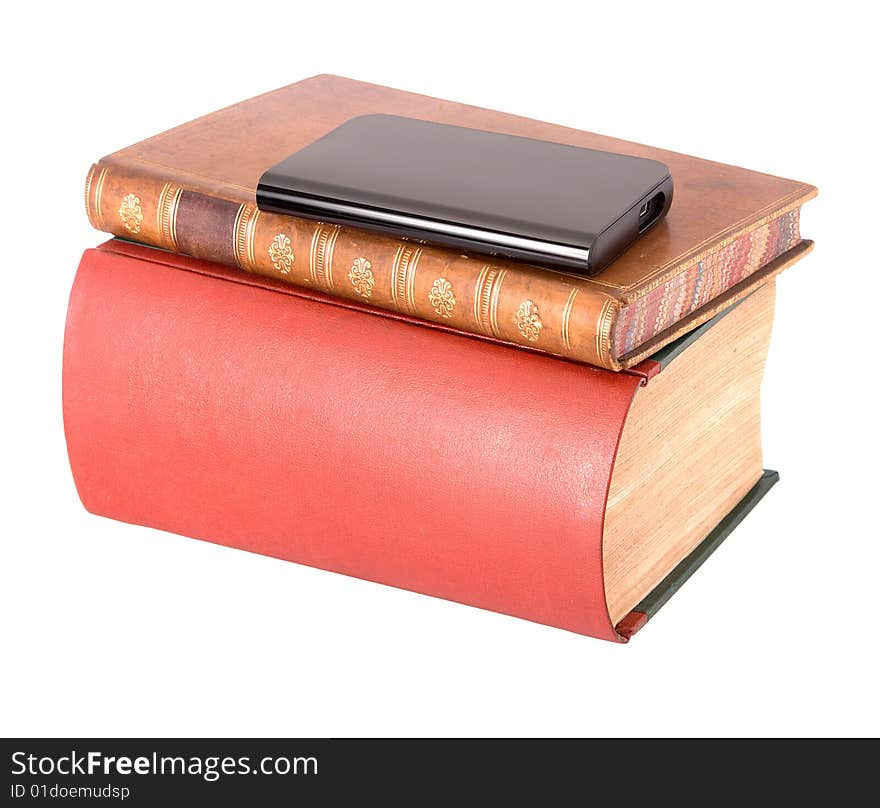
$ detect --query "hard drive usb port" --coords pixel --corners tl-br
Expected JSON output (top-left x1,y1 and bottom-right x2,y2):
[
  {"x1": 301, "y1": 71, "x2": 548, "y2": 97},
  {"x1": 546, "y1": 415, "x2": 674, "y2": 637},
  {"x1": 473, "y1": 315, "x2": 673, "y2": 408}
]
[{"x1": 638, "y1": 193, "x2": 665, "y2": 232}]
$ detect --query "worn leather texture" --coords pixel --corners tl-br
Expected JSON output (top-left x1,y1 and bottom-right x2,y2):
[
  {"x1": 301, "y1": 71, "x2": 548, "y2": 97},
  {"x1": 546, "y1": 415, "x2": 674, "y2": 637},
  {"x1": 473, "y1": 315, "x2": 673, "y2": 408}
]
[
  {"x1": 85, "y1": 75, "x2": 815, "y2": 369},
  {"x1": 63, "y1": 244, "x2": 644, "y2": 640}
]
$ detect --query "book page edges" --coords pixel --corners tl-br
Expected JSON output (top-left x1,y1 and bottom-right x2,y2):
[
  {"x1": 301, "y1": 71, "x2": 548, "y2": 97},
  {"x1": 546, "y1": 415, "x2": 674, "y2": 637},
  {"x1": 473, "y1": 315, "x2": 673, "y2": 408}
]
[
  {"x1": 615, "y1": 470, "x2": 779, "y2": 640},
  {"x1": 618, "y1": 240, "x2": 813, "y2": 369},
  {"x1": 618, "y1": 185, "x2": 816, "y2": 302}
]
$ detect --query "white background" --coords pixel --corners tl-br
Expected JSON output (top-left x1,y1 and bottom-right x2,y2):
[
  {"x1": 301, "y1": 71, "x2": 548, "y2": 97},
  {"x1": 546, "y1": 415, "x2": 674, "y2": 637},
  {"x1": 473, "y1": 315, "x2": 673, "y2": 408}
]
[{"x1": 2, "y1": 1, "x2": 877, "y2": 737}]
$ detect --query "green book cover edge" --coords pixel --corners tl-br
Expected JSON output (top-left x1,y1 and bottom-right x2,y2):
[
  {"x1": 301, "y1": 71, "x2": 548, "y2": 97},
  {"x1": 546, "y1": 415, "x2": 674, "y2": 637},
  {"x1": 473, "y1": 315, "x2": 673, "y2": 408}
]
[{"x1": 621, "y1": 469, "x2": 778, "y2": 635}]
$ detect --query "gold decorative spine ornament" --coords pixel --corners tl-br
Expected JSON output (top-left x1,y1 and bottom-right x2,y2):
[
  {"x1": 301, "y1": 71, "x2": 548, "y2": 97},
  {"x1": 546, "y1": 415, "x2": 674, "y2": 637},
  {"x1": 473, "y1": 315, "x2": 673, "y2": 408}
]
[
  {"x1": 348, "y1": 257, "x2": 375, "y2": 298},
  {"x1": 428, "y1": 278, "x2": 456, "y2": 318},
  {"x1": 268, "y1": 233, "x2": 295, "y2": 274},
  {"x1": 514, "y1": 300, "x2": 543, "y2": 342}
]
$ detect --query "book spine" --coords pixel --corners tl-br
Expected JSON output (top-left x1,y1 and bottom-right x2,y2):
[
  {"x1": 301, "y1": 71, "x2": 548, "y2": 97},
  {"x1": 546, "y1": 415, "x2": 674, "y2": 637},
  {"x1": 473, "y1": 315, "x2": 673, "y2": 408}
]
[
  {"x1": 63, "y1": 246, "x2": 644, "y2": 640},
  {"x1": 85, "y1": 159, "x2": 620, "y2": 369}
]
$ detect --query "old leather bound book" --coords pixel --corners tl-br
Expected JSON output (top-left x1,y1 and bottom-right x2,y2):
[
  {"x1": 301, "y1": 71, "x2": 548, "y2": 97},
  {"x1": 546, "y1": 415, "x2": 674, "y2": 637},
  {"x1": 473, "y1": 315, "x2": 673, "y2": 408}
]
[
  {"x1": 84, "y1": 75, "x2": 814, "y2": 371},
  {"x1": 64, "y1": 240, "x2": 780, "y2": 640}
]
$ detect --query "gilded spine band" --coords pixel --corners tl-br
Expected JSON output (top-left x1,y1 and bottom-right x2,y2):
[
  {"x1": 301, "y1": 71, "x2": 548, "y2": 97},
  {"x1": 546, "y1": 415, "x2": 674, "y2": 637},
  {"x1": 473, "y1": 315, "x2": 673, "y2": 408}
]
[
  {"x1": 596, "y1": 297, "x2": 618, "y2": 370},
  {"x1": 157, "y1": 183, "x2": 183, "y2": 252},
  {"x1": 85, "y1": 165, "x2": 109, "y2": 230},
  {"x1": 233, "y1": 205, "x2": 260, "y2": 271},
  {"x1": 473, "y1": 265, "x2": 507, "y2": 338},
  {"x1": 84, "y1": 164, "x2": 98, "y2": 229},
  {"x1": 309, "y1": 223, "x2": 340, "y2": 290},
  {"x1": 561, "y1": 288, "x2": 579, "y2": 352},
  {"x1": 391, "y1": 245, "x2": 421, "y2": 313}
]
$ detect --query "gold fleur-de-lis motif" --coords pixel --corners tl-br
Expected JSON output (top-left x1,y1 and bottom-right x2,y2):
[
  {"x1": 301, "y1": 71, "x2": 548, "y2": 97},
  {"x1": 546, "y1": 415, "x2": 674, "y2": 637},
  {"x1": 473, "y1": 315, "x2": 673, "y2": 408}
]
[
  {"x1": 348, "y1": 257, "x2": 375, "y2": 298},
  {"x1": 267, "y1": 233, "x2": 294, "y2": 274},
  {"x1": 118, "y1": 193, "x2": 143, "y2": 235},
  {"x1": 514, "y1": 300, "x2": 543, "y2": 342},
  {"x1": 428, "y1": 278, "x2": 456, "y2": 318}
]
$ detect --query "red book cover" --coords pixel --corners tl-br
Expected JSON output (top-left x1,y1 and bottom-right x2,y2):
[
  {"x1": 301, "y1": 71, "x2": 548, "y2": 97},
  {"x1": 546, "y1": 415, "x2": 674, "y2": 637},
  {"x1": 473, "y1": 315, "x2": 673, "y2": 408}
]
[{"x1": 63, "y1": 241, "x2": 776, "y2": 641}]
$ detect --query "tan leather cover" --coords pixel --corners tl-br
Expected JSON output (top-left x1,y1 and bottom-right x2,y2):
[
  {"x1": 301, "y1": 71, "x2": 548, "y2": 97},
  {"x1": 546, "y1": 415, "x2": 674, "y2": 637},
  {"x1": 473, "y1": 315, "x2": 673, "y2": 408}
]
[{"x1": 86, "y1": 74, "x2": 815, "y2": 369}]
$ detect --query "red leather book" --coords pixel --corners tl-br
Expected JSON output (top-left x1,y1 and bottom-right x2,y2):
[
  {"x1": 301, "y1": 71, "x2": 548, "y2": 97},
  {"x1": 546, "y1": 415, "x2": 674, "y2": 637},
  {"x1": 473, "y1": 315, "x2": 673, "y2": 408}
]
[{"x1": 63, "y1": 240, "x2": 779, "y2": 641}]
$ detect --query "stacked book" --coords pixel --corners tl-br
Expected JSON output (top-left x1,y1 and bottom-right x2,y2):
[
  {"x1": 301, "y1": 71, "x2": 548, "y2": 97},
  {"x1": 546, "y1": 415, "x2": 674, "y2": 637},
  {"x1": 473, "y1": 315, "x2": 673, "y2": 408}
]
[{"x1": 65, "y1": 75, "x2": 815, "y2": 641}]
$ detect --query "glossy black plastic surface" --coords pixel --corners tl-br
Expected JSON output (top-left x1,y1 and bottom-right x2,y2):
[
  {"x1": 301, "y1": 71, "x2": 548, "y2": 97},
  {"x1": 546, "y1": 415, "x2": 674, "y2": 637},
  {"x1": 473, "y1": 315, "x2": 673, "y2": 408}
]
[{"x1": 257, "y1": 114, "x2": 673, "y2": 275}]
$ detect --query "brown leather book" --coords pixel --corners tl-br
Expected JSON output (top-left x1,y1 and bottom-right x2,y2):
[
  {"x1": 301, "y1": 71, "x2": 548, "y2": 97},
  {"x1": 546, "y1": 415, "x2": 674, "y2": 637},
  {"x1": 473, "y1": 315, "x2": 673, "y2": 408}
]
[{"x1": 85, "y1": 75, "x2": 815, "y2": 370}]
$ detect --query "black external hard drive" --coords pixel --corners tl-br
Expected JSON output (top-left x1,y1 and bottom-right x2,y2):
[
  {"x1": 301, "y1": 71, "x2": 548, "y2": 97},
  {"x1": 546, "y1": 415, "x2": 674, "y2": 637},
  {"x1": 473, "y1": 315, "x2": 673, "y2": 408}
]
[{"x1": 257, "y1": 114, "x2": 673, "y2": 276}]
